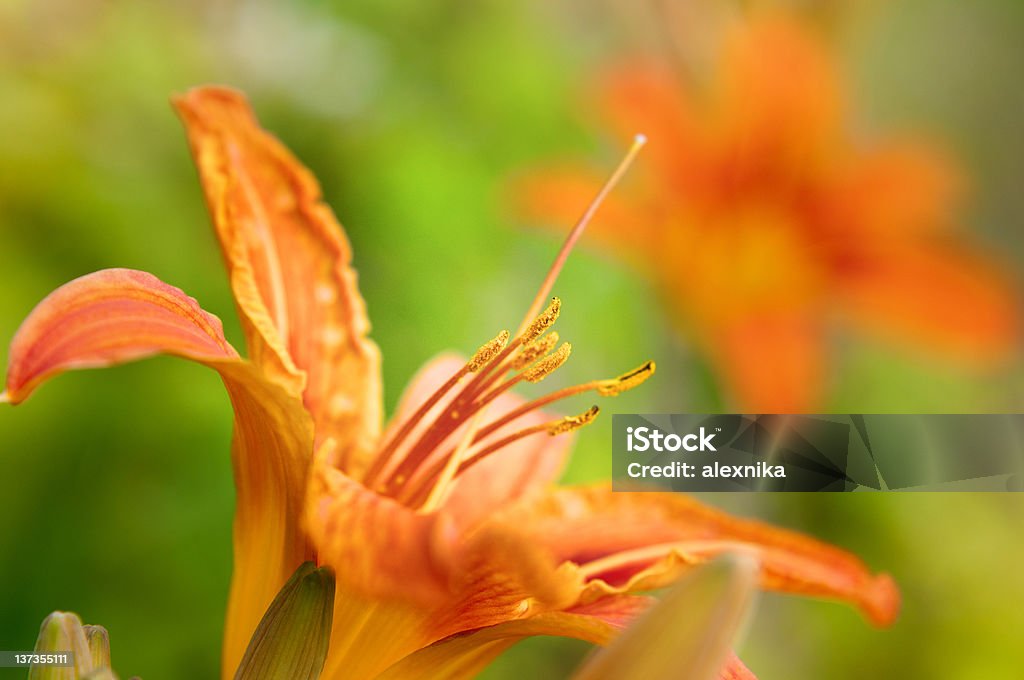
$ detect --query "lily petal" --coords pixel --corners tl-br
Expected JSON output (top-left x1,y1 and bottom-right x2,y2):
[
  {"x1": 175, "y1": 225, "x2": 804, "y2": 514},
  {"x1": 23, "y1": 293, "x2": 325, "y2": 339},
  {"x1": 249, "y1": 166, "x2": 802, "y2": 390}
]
[
  {"x1": 1, "y1": 268, "x2": 315, "y2": 677},
  {"x1": 219, "y1": 362, "x2": 315, "y2": 676},
  {"x1": 837, "y1": 243, "x2": 1018, "y2": 362},
  {"x1": 376, "y1": 593, "x2": 754, "y2": 680},
  {"x1": 306, "y1": 456, "x2": 451, "y2": 607},
  {"x1": 373, "y1": 597, "x2": 648, "y2": 680},
  {"x1": 174, "y1": 86, "x2": 382, "y2": 475},
  {"x1": 827, "y1": 144, "x2": 964, "y2": 239},
  {"x1": 708, "y1": 311, "x2": 824, "y2": 413},
  {"x1": 715, "y1": 14, "x2": 842, "y2": 173},
  {"x1": 500, "y1": 486, "x2": 900, "y2": 627},
  {"x1": 307, "y1": 467, "x2": 581, "y2": 631},
  {"x1": 4, "y1": 268, "x2": 237, "y2": 403}
]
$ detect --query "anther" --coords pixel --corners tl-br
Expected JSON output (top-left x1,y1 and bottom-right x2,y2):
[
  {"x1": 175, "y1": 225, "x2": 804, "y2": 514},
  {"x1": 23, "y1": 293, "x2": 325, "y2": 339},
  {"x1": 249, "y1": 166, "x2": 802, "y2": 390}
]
[
  {"x1": 521, "y1": 298, "x2": 561, "y2": 344},
  {"x1": 596, "y1": 360, "x2": 656, "y2": 396},
  {"x1": 522, "y1": 342, "x2": 572, "y2": 383},
  {"x1": 467, "y1": 330, "x2": 510, "y2": 372},
  {"x1": 512, "y1": 331, "x2": 560, "y2": 370},
  {"x1": 546, "y1": 405, "x2": 600, "y2": 435}
]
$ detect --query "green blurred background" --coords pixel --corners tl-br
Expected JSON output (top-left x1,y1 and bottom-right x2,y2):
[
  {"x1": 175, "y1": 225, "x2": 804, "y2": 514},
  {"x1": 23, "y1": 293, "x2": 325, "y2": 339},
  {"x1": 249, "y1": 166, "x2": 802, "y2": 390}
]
[{"x1": 1, "y1": 0, "x2": 1022, "y2": 677}]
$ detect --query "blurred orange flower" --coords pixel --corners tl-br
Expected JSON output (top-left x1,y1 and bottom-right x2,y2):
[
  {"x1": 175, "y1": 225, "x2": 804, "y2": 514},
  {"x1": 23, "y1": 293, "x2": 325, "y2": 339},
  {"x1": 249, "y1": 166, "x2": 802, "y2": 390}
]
[
  {"x1": 518, "y1": 13, "x2": 1019, "y2": 412},
  {"x1": 4, "y1": 87, "x2": 898, "y2": 679}
]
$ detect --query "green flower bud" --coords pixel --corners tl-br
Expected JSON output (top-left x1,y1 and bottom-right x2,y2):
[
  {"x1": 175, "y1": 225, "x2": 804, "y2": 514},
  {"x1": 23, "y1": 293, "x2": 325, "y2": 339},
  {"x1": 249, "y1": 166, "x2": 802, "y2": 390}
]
[
  {"x1": 29, "y1": 612, "x2": 91, "y2": 680},
  {"x1": 234, "y1": 561, "x2": 336, "y2": 680},
  {"x1": 573, "y1": 555, "x2": 759, "y2": 680},
  {"x1": 83, "y1": 627, "x2": 110, "y2": 670}
]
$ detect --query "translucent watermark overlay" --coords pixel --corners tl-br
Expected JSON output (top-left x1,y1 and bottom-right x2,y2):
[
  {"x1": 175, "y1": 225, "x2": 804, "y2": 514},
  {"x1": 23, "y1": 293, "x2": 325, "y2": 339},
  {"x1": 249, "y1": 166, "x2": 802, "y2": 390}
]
[
  {"x1": 0, "y1": 651, "x2": 76, "y2": 668},
  {"x1": 612, "y1": 414, "x2": 1024, "y2": 492}
]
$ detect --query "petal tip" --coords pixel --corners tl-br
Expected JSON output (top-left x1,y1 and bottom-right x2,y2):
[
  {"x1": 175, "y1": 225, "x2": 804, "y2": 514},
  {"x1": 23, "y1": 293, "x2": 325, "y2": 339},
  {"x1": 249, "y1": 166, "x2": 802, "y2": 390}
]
[
  {"x1": 172, "y1": 85, "x2": 256, "y2": 127},
  {"x1": 864, "y1": 572, "x2": 900, "y2": 627},
  {"x1": 173, "y1": 83, "x2": 247, "y2": 105},
  {"x1": 0, "y1": 386, "x2": 26, "y2": 406}
]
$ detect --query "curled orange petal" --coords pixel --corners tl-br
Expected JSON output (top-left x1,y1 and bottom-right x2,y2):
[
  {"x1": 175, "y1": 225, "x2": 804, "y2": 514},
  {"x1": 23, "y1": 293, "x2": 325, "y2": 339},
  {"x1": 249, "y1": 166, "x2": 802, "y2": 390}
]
[
  {"x1": 501, "y1": 486, "x2": 900, "y2": 627},
  {"x1": 1, "y1": 269, "x2": 315, "y2": 676},
  {"x1": 4, "y1": 268, "x2": 237, "y2": 403},
  {"x1": 175, "y1": 86, "x2": 382, "y2": 474}
]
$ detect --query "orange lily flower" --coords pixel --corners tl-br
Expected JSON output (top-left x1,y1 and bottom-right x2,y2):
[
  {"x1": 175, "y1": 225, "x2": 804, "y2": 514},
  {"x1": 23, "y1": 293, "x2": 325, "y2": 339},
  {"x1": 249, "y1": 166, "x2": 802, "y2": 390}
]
[
  {"x1": 2, "y1": 87, "x2": 898, "y2": 679},
  {"x1": 517, "y1": 12, "x2": 1019, "y2": 412}
]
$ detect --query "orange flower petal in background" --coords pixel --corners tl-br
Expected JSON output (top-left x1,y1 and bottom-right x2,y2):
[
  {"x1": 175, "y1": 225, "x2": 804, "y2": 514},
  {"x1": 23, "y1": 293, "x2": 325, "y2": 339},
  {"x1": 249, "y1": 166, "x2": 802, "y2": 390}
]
[
  {"x1": 826, "y1": 143, "x2": 965, "y2": 239},
  {"x1": 837, "y1": 243, "x2": 1018, "y2": 363},
  {"x1": 710, "y1": 311, "x2": 825, "y2": 415},
  {"x1": 4, "y1": 85, "x2": 901, "y2": 679},
  {"x1": 713, "y1": 14, "x2": 843, "y2": 174},
  {"x1": 517, "y1": 10, "x2": 1019, "y2": 412}
]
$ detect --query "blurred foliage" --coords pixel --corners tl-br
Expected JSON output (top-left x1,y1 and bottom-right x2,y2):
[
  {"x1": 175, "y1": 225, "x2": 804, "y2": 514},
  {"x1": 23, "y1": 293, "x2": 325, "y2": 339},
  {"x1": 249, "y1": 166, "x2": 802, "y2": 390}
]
[{"x1": 0, "y1": 0, "x2": 1022, "y2": 678}]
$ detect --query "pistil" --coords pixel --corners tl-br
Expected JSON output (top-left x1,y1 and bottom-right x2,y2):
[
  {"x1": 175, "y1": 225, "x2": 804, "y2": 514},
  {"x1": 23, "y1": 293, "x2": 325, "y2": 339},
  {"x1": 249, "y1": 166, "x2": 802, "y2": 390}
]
[{"x1": 366, "y1": 133, "x2": 648, "y2": 507}]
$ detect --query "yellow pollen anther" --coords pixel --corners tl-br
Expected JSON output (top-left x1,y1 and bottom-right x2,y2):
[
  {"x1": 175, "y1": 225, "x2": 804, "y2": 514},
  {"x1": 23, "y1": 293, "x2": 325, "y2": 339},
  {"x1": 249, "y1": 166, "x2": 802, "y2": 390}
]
[
  {"x1": 467, "y1": 330, "x2": 510, "y2": 372},
  {"x1": 547, "y1": 405, "x2": 600, "y2": 435},
  {"x1": 522, "y1": 297, "x2": 561, "y2": 343},
  {"x1": 512, "y1": 331, "x2": 560, "y2": 370},
  {"x1": 522, "y1": 342, "x2": 572, "y2": 383},
  {"x1": 596, "y1": 360, "x2": 656, "y2": 396}
]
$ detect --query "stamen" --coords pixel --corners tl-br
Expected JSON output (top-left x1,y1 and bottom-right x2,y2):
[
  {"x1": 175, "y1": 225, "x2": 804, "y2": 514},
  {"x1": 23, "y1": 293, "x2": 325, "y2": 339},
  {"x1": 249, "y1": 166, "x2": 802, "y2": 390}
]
[
  {"x1": 468, "y1": 330, "x2": 510, "y2": 372},
  {"x1": 472, "y1": 360, "x2": 657, "y2": 443},
  {"x1": 521, "y1": 342, "x2": 572, "y2": 383},
  {"x1": 374, "y1": 136, "x2": 648, "y2": 502},
  {"x1": 521, "y1": 297, "x2": 561, "y2": 344},
  {"x1": 439, "y1": 136, "x2": 647, "y2": 478},
  {"x1": 512, "y1": 331, "x2": 559, "y2": 370},
  {"x1": 596, "y1": 360, "x2": 657, "y2": 396},
  {"x1": 546, "y1": 405, "x2": 600, "y2": 435},
  {"x1": 441, "y1": 306, "x2": 560, "y2": 407},
  {"x1": 416, "y1": 410, "x2": 485, "y2": 513},
  {"x1": 466, "y1": 338, "x2": 567, "y2": 411},
  {"x1": 402, "y1": 405, "x2": 602, "y2": 508},
  {"x1": 395, "y1": 339, "x2": 568, "y2": 486},
  {"x1": 456, "y1": 405, "x2": 602, "y2": 476},
  {"x1": 457, "y1": 326, "x2": 559, "y2": 406},
  {"x1": 362, "y1": 358, "x2": 475, "y2": 485}
]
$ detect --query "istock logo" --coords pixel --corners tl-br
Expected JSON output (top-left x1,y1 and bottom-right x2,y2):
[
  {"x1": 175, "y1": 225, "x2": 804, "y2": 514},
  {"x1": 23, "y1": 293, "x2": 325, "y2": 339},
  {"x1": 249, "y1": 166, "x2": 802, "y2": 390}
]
[{"x1": 626, "y1": 426, "x2": 717, "y2": 452}]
